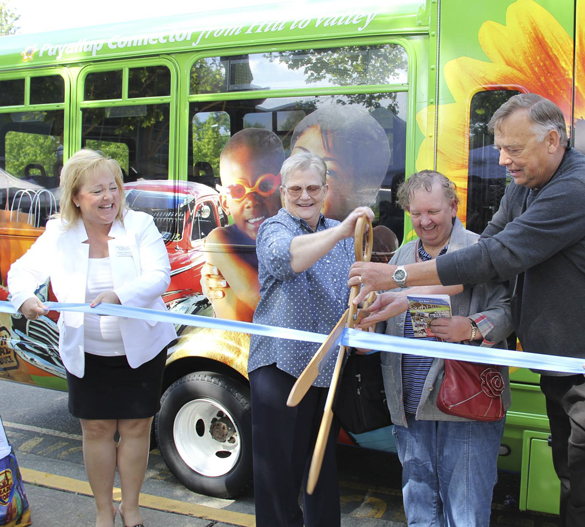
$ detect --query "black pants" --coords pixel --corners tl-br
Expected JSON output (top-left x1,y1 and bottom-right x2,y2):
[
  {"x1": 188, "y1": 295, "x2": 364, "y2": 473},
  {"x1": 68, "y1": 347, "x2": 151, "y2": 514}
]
[
  {"x1": 249, "y1": 364, "x2": 341, "y2": 527},
  {"x1": 540, "y1": 375, "x2": 585, "y2": 527}
]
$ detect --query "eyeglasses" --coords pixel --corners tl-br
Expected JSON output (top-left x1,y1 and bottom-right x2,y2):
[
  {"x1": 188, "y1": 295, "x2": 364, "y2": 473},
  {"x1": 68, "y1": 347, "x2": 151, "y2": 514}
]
[
  {"x1": 283, "y1": 185, "x2": 324, "y2": 198},
  {"x1": 217, "y1": 173, "x2": 280, "y2": 201}
]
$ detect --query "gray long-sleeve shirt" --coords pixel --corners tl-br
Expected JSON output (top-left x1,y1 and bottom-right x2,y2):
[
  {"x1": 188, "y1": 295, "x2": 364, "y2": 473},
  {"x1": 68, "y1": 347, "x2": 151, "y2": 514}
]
[{"x1": 437, "y1": 148, "x2": 585, "y2": 369}]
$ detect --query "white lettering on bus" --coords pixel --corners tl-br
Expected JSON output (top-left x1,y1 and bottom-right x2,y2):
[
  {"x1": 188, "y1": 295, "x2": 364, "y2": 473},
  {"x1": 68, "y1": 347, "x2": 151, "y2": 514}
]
[
  {"x1": 31, "y1": 11, "x2": 377, "y2": 60},
  {"x1": 315, "y1": 12, "x2": 377, "y2": 32},
  {"x1": 294, "y1": 19, "x2": 311, "y2": 30}
]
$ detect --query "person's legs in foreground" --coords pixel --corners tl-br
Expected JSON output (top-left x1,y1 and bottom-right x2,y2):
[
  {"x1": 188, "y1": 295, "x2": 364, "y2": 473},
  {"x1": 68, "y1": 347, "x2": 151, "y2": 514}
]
[
  {"x1": 250, "y1": 364, "x2": 340, "y2": 527},
  {"x1": 117, "y1": 417, "x2": 153, "y2": 526},
  {"x1": 80, "y1": 418, "x2": 118, "y2": 527},
  {"x1": 540, "y1": 375, "x2": 585, "y2": 527},
  {"x1": 394, "y1": 416, "x2": 504, "y2": 527}
]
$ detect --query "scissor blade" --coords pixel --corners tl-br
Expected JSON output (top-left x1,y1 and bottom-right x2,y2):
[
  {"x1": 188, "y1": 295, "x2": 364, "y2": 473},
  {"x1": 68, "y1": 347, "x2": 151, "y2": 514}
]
[
  {"x1": 286, "y1": 309, "x2": 349, "y2": 407},
  {"x1": 307, "y1": 344, "x2": 347, "y2": 494}
]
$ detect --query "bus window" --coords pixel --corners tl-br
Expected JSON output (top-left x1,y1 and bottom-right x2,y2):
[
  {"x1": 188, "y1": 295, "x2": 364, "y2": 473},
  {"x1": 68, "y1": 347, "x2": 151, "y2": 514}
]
[
  {"x1": 129, "y1": 66, "x2": 171, "y2": 98},
  {"x1": 277, "y1": 111, "x2": 305, "y2": 133},
  {"x1": 82, "y1": 105, "x2": 169, "y2": 180},
  {"x1": 243, "y1": 113, "x2": 272, "y2": 130},
  {"x1": 191, "y1": 111, "x2": 230, "y2": 186},
  {"x1": 1, "y1": 112, "x2": 64, "y2": 183},
  {"x1": 189, "y1": 92, "x2": 407, "y2": 240},
  {"x1": 30, "y1": 76, "x2": 65, "y2": 105},
  {"x1": 0, "y1": 79, "x2": 25, "y2": 106},
  {"x1": 85, "y1": 140, "x2": 130, "y2": 175},
  {"x1": 81, "y1": 64, "x2": 173, "y2": 181},
  {"x1": 190, "y1": 45, "x2": 408, "y2": 93},
  {"x1": 466, "y1": 90, "x2": 520, "y2": 234},
  {"x1": 0, "y1": 110, "x2": 63, "y2": 226},
  {"x1": 84, "y1": 70, "x2": 123, "y2": 100}
]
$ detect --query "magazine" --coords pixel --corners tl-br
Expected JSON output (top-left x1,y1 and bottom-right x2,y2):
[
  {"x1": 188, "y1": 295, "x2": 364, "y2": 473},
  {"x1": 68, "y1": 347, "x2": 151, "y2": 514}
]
[{"x1": 406, "y1": 294, "x2": 452, "y2": 338}]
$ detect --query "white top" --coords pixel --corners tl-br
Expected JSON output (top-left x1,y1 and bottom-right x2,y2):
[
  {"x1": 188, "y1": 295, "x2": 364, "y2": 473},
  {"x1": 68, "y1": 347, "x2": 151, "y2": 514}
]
[
  {"x1": 84, "y1": 258, "x2": 125, "y2": 356},
  {"x1": 8, "y1": 210, "x2": 177, "y2": 378}
]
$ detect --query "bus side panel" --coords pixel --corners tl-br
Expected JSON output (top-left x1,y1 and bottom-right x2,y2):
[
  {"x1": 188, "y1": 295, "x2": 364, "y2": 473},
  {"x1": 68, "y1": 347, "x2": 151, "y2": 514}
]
[{"x1": 423, "y1": 0, "x2": 577, "y2": 514}]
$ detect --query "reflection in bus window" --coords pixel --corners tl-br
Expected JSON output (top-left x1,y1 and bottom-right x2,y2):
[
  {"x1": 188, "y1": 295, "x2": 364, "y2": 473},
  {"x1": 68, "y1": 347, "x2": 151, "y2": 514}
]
[
  {"x1": 191, "y1": 45, "x2": 408, "y2": 94},
  {"x1": 30, "y1": 76, "x2": 65, "y2": 105},
  {"x1": 86, "y1": 140, "x2": 130, "y2": 175},
  {"x1": 129, "y1": 66, "x2": 171, "y2": 98},
  {"x1": 188, "y1": 93, "x2": 407, "y2": 242},
  {"x1": 125, "y1": 189, "x2": 186, "y2": 242},
  {"x1": 0, "y1": 110, "x2": 63, "y2": 227},
  {"x1": 84, "y1": 70, "x2": 123, "y2": 100},
  {"x1": 193, "y1": 201, "x2": 219, "y2": 241},
  {"x1": 0, "y1": 79, "x2": 24, "y2": 106},
  {"x1": 191, "y1": 111, "x2": 230, "y2": 186},
  {"x1": 1, "y1": 110, "x2": 64, "y2": 185},
  {"x1": 466, "y1": 90, "x2": 520, "y2": 234},
  {"x1": 82, "y1": 105, "x2": 170, "y2": 181}
]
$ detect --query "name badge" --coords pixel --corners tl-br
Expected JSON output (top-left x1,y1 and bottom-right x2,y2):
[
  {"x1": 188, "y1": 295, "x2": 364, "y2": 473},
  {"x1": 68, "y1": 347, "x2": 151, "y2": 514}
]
[{"x1": 115, "y1": 245, "x2": 133, "y2": 258}]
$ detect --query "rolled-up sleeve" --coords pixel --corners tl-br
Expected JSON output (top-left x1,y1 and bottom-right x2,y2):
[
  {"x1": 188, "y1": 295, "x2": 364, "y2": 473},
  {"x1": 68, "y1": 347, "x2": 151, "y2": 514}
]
[{"x1": 257, "y1": 220, "x2": 298, "y2": 282}]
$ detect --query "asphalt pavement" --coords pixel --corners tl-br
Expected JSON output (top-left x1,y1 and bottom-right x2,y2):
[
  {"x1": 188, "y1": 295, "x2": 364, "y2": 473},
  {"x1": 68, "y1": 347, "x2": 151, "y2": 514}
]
[{"x1": 1, "y1": 380, "x2": 562, "y2": 527}]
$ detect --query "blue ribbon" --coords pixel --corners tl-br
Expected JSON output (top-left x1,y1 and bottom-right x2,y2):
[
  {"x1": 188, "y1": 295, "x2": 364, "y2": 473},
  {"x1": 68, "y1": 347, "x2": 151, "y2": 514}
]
[{"x1": 2, "y1": 301, "x2": 583, "y2": 375}]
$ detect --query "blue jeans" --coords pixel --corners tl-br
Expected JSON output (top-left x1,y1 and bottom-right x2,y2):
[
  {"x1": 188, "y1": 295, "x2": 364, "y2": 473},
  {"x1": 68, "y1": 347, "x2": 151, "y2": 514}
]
[{"x1": 394, "y1": 415, "x2": 505, "y2": 527}]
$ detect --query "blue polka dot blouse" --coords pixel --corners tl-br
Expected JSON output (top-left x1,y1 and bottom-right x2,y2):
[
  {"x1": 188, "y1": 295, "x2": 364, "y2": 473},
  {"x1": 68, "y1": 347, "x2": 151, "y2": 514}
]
[{"x1": 249, "y1": 208, "x2": 355, "y2": 387}]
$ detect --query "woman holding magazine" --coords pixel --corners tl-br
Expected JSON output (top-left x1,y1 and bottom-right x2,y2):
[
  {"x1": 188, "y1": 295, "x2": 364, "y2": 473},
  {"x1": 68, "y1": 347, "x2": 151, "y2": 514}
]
[{"x1": 356, "y1": 170, "x2": 513, "y2": 527}]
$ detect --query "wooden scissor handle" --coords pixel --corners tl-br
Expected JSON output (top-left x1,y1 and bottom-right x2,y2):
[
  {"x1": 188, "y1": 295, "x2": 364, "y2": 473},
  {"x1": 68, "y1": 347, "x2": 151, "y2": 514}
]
[
  {"x1": 354, "y1": 215, "x2": 373, "y2": 263},
  {"x1": 349, "y1": 216, "x2": 373, "y2": 325}
]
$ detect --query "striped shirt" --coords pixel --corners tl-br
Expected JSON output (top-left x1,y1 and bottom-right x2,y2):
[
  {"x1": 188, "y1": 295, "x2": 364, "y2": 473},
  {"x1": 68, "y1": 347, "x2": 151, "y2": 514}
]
[{"x1": 402, "y1": 242, "x2": 448, "y2": 414}]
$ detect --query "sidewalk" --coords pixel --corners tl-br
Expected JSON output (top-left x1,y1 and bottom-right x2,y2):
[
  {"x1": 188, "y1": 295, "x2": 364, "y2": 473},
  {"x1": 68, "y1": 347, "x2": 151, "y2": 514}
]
[{"x1": 24, "y1": 484, "x2": 230, "y2": 527}]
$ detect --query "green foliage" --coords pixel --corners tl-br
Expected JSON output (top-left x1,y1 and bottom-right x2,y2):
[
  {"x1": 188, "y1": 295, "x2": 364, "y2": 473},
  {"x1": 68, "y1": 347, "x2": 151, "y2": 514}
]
[
  {"x1": 0, "y1": 0, "x2": 19, "y2": 36},
  {"x1": 5, "y1": 131, "x2": 61, "y2": 182},
  {"x1": 266, "y1": 45, "x2": 407, "y2": 113},
  {"x1": 85, "y1": 140, "x2": 130, "y2": 173},
  {"x1": 192, "y1": 112, "x2": 230, "y2": 176}
]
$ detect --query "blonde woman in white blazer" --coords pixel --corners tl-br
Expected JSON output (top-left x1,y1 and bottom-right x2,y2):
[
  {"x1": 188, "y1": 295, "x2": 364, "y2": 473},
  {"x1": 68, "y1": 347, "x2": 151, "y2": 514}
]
[{"x1": 8, "y1": 150, "x2": 176, "y2": 527}]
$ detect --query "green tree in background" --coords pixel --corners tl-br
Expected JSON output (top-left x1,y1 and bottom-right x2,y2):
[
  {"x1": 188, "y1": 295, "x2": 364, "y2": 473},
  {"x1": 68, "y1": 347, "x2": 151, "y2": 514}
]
[
  {"x1": 192, "y1": 112, "x2": 230, "y2": 177},
  {"x1": 0, "y1": 0, "x2": 19, "y2": 36}
]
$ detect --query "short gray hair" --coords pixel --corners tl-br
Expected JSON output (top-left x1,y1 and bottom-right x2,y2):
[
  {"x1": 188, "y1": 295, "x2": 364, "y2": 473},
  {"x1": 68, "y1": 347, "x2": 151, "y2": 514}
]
[
  {"x1": 281, "y1": 153, "x2": 327, "y2": 187},
  {"x1": 397, "y1": 170, "x2": 458, "y2": 211},
  {"x1": 488, "y1": 93, "x2": 568, "y2": 146}
]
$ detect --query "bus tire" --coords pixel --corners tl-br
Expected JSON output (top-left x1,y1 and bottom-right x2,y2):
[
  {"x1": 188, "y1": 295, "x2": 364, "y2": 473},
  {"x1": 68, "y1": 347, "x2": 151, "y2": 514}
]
[{"x1": 155, "y1": 371, "x2": 253, "y2": 499}]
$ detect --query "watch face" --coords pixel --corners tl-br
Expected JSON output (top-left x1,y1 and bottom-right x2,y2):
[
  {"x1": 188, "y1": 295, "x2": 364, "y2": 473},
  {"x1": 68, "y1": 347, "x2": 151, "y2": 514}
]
[{"x1": 394, "y1": 269, "x2": 406, "y2": 281}]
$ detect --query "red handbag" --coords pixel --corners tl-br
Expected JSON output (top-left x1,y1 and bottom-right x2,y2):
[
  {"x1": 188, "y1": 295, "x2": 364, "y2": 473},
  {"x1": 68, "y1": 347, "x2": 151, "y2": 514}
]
[{"x1": 437, "y1": 360, "x2": 505, "y2": 422}]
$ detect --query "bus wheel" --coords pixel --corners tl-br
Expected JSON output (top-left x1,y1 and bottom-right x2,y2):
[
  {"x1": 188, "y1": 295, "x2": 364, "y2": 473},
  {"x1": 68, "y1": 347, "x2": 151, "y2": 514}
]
[{"x1": 155, "y1": 371, "x2": 252, "y2": 499}]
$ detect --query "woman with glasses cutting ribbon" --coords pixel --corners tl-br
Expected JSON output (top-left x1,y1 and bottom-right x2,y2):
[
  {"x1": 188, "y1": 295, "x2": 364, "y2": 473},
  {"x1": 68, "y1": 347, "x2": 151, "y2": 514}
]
[{"x1": 248, "y1": 152, "x2": 373, "y2": 527}]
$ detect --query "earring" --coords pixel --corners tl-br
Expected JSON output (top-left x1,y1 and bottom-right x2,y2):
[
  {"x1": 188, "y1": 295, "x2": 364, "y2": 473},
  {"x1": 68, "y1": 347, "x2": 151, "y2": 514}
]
[{"x1": 75, "y1": 203, "x2": 79, "y2": 207}]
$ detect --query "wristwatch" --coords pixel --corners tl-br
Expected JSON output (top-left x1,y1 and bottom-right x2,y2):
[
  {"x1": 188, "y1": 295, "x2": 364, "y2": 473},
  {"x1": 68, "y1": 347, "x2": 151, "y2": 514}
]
[
  {"x1": 468, "y1": 318, "x2": 479, "y2": 341},
  {"x1": 392, "y1": 265, "x2": 408, "y2": 288}
]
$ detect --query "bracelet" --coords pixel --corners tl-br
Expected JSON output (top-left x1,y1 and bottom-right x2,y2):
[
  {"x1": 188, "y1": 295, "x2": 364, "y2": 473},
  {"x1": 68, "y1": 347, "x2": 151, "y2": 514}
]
[{"x1": 468, "y1": 318, "x2": 478, "y2": 341}]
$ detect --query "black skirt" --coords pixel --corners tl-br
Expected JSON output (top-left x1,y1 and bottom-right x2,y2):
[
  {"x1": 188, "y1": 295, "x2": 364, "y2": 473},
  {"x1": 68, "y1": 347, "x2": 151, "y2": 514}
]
[{"x1": 66, "y1": 348, "x2": 167, "y2": 420}]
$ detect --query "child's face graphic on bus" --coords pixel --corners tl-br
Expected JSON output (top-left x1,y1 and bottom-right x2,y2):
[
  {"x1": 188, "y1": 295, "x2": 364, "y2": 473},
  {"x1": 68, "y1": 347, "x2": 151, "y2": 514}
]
[
  {"x1": 219, "y1": 147, "x2": 282, "y2": 240},
  {"x1": 290, "y1": 124, "x2": 354, "y2": 221}
]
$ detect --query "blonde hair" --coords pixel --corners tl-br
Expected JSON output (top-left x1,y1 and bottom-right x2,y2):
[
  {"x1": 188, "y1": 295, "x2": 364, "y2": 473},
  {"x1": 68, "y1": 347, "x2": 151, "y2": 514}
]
[{"x1": 58, "y1": 149, "x2": 125, "y2": 228}]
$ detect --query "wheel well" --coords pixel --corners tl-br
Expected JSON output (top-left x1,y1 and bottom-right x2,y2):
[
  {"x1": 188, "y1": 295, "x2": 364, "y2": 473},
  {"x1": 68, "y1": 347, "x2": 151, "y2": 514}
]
[{"x1": 162, "y1": 356, "x2": 248, "y2": 393}]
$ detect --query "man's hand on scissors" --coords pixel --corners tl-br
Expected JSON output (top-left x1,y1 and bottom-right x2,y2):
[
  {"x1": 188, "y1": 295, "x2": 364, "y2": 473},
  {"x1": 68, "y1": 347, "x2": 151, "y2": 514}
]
[
  {"x1": 349, "y1": 262, "x2": 398, "y2": 306},
  {"x1": 354, "y1": 291, "x2": 408, "y2": 329}
]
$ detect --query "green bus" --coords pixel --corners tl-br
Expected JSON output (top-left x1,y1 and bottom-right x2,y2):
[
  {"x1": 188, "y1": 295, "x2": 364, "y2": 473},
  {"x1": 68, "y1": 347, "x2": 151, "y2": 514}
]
[{"x1": 0, "y1": 0, "x2": 577, "y2": 513}]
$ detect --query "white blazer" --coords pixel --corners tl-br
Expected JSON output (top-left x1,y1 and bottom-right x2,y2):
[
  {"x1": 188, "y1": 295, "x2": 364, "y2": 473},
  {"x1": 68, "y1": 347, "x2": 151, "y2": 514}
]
[{"x1": 8, "y1": 209, "x2": 177, "y2": 378}]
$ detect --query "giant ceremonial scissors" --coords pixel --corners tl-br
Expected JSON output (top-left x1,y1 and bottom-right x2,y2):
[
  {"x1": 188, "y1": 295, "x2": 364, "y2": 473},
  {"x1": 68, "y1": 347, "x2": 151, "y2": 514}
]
[{"x1": 287, "y1": 214, "x2": 374, "y2": 494}]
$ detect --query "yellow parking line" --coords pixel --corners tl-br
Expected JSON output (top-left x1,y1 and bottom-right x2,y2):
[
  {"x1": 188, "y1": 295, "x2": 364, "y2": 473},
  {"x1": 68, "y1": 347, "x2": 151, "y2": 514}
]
[{"x1": 21, "y1": 468, "x2": 256, "y2": 527}]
